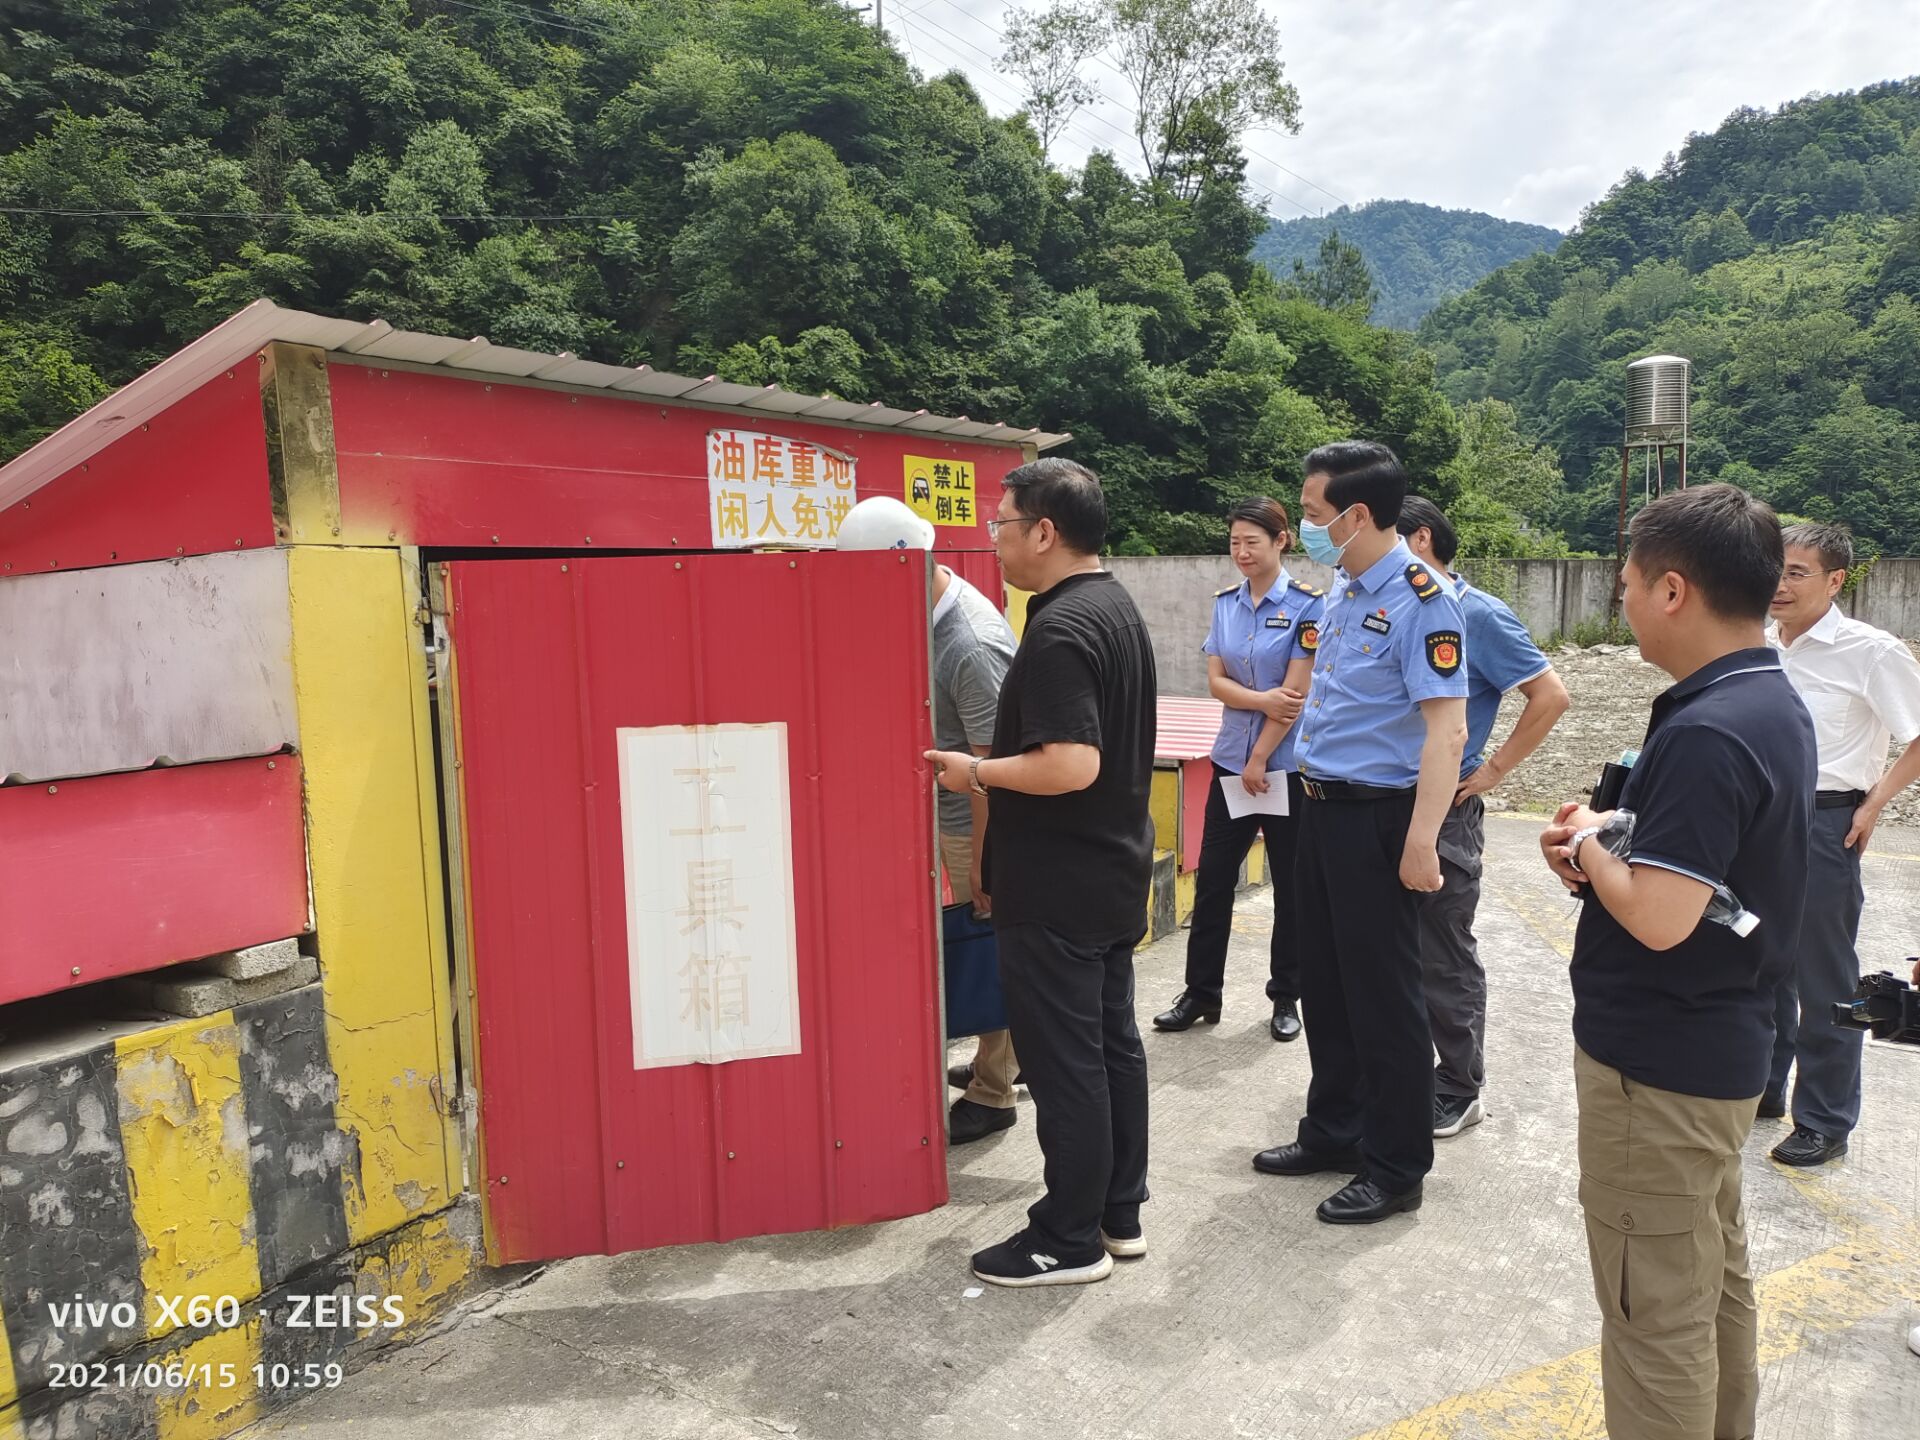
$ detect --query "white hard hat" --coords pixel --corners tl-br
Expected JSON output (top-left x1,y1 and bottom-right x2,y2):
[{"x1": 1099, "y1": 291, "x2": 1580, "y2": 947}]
[{"x1": 835, "y1": 495, "x2": 935, "y2": 552}]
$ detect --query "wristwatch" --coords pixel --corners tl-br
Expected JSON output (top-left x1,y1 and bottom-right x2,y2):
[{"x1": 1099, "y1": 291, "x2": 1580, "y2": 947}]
[
  {"x1": 969, "y1": 757, "x2": 989, "y2": 798},
  {"x1": 1566, "y1": 824, "x2": 1603, "y2": 874}
]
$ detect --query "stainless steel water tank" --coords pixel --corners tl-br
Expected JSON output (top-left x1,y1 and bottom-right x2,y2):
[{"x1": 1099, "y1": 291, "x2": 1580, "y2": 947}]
[{"x1": 1625, "y1": 355, "x2": 1690, "y2": 444}]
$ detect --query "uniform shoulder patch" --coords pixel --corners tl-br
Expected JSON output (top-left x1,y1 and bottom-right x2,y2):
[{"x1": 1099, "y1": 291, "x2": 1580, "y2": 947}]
[
  {"x1": 1426, "y1": 630, "x2": 1462, "y2": 677},
  {"x1": 1216, "y1": 585, "x2": 1239, "y2": 598},
  {"x1": 1288, "y1": 578, "x2": 1325, "y2": 597},
  {"x1": 1299, "y1": 620, "x2": 1320, "y2": 652},
  {"x1": 1405, "y1": 563, "x2": 1444, "y2": 601}
]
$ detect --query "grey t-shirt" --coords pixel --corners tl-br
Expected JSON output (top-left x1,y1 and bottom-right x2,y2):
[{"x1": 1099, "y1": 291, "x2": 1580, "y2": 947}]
[{"x1": 932, "y1": 570, "x2": 1016, "y2": 835}]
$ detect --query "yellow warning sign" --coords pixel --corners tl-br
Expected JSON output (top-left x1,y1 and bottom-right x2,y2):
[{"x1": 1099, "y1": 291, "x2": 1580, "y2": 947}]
[{"x1": 903, "y1": 455, "x2": 978, "y2": 528}]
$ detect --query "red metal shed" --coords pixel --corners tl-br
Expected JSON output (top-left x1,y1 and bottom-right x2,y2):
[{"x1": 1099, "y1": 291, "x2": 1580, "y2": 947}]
[{"x1": 0, "y1": 301, "x2": 1069, "y2": 1266}]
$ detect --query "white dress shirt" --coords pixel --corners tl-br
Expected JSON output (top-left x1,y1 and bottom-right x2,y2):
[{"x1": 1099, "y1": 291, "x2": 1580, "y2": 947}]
[{"x1": 1770, "y1": 605, "x2": 1920, "y2": 792}]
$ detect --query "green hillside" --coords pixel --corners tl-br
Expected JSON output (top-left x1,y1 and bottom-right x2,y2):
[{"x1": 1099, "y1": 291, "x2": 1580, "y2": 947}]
[
  {"x1": 1420, "y1": 80, "x2": 1920, "y2": 553},
  {"x1": 1253, "y1": 200, "x2": 1561, "y2": 330}
]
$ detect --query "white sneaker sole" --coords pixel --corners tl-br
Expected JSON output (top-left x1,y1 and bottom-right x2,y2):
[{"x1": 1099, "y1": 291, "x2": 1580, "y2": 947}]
[
  {"x1": 1433, "y1": 1097, "x2": 1486, "y2": 1138},
  {"x1": 973, "y1": 1253, "x2": 1114, "y2": 1288},
  {"x1": 1100, "y1": 1230, "x2": 1147, "y2": 1259}
]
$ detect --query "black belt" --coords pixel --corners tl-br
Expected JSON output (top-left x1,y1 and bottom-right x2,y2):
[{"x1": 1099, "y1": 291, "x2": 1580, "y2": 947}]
[
  {"x1": 1299, "y1": 778, "x2": 1416, "y2": 802},
  {"x1": 1816, "y1": 789, "x2": 1866, "y2": 810}
]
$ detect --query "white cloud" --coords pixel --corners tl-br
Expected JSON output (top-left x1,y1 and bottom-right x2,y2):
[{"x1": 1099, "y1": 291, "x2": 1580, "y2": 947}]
[{"x1": 891, "y1": 0, "x2": 1920, "y2": 230}]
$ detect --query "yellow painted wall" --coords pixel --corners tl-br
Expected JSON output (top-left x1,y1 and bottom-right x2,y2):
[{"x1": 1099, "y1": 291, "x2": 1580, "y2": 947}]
[
  {"x1": 288, "y1": 547, "x2": 461, "y2": 1242},
  {"x1": 1004, "y1": 583, "x2": 1031, "y2": 639},
  {"x1": 115, "y1": 1019, "x2": 262, "y2": 1339},
  {"x1": 1149, "y1": 768, "x2": 1182, "y2": 861}
]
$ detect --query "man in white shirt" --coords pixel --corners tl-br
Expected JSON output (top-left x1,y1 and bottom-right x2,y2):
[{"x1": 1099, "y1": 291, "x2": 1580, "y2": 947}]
[{"x1": 1764, "y1": 523, "x2": 1920, "y2": 1167}]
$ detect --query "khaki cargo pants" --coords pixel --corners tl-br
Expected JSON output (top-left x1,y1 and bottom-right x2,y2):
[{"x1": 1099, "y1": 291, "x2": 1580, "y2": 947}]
[
  {"x1": 941, "y1": 831, "x2": 1019, "y2": 1108},
  {"x1": 1574, "y1": 1046, "x2": 1761, "y2": 1440}
]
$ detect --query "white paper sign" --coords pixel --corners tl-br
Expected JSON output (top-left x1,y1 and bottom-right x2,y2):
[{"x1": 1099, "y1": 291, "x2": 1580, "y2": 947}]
[
  {"x1": 618, "y1": 724, "x2": 801, "y2": 1069},
  {"x1": 706, "y1": 428, "x2": 858, "y2": 549},
  {"x1": 1221, "y1": 774, "x2": 1290, "y2": 819}
]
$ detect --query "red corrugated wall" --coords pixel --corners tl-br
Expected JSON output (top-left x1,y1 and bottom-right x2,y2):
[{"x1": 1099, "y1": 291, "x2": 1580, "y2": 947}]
[{"x1": 448, "y1": 549, "x2": 946, "y2": 1262}]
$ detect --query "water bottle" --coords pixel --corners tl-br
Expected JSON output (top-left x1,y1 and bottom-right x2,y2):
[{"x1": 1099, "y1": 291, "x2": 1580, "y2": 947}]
[{"x1": 1585, "y1": 809, "x2": 1759, "y2": 937}]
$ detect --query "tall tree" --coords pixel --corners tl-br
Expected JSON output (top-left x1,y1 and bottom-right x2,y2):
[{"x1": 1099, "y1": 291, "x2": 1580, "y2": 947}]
[
  {"x1": 1000, "y1": 2, "x2": 1108, "y2": 164},
  {"x1": 1289, "y1": 230, "x2": 1378, "y2": 317},
  {"x1": 1107, "y1": 0, "x2": 1302, "y2": 195}
]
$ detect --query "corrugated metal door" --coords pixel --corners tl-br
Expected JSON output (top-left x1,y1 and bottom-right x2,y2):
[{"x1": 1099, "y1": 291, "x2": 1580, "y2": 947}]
[{"x1": 445, "y1": 550, "x2": 946, "y2": 1263}]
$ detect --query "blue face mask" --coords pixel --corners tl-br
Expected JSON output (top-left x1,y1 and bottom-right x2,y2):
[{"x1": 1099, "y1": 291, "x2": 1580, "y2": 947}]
[{"x1": 1299, "y1": 506, "x2": 1356, "y2": 567}]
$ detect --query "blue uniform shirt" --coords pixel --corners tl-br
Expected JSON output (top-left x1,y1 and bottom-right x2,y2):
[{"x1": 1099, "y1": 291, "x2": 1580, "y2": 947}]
[
  {"x1": 1456, "y1": 578, "x2": 1552, "y2": 779},
  {"x1": 1294, "y1": 539, "x2": 1471, "y2": 788},
  {"x1": 1202, "y1": 569, "x2": 1326, "y2": 774}
]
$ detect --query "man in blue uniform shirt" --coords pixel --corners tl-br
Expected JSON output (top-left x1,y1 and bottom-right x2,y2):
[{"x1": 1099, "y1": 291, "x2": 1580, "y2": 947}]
[
  {"x1": 1396, "y1": 497, "x2": 1570, "y2": 1139},
  {"x1": 1252, "y1": 441, "x2": 1469, "y2": 1225}
]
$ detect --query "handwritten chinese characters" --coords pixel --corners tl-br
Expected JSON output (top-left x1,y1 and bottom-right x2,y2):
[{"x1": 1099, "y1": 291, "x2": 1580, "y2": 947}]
[
  {"x1": 903, "y1": 454, "x2": 978, "y2": 529},
  {"x1": 707, "y1": 429, "x2": 857, "y2": 549},
  {"x1": 619, "y1": 724, "x2": 800, "y2": 1069}
]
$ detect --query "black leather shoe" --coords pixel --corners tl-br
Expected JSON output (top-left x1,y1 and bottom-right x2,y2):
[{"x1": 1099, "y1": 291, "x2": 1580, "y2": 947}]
[
  {"x1": 1270, "y1": 1000, "x2": 1302, "y2": 1042},
  {"x1": 949, "y1": 1098, "x2": 1016, "y2": 1146},
  {"x1": 1770, "y1": 1124, "x2": 1847, "y2": 1167},
  {"x1": 1317, "y1": 1177, "x2": 1423, "y2": 1224},
  {"x1": 1755, "y1": 1090, "x2": 1786, "y2": 1120},
  {"x1": 1153, "y1": 991, "x2": 1222, "y2": 1031},
  {"x1": 1252, "y1": 1141, "x2": 1363, "y2": 1177},
  {"x1": 947, "y1": 1062, "x2": 1025, "y2": 1090}
]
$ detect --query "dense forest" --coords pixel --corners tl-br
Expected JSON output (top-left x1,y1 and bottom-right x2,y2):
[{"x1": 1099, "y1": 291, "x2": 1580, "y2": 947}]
[
  {"x1": 1421, "y1": 80, "x2": 1920, "y2": 554},
  {"x1": 0, "y1": 0, "x2": 1573, "y2": 556},
  {"x1": 1253, "y1": 201, "x2": 1561, "y2": 330}
]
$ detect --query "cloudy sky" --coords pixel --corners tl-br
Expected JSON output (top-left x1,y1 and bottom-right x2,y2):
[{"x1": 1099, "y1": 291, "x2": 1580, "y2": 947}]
[{"x1": 878, "y1": 0, "x2": 1920, "y2": 231}]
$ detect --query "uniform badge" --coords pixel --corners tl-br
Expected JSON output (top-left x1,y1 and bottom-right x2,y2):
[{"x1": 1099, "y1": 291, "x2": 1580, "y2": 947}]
[
  {"x1": 1362, "y1": 609, "x2": 1391, "y2": 635},
  {"x1": 1299, "y1": 622, "x2": 1319, "y2": 651},
  {"x1": 1426, "y1": 630, "x2": 1463, "y2": 676},
  {"x1": 1265, "y1": 614, "x2": 1292, "y2": 630},
  {"x1": 1405, "y1": 563, "x2": 1443, "y2": 601}
]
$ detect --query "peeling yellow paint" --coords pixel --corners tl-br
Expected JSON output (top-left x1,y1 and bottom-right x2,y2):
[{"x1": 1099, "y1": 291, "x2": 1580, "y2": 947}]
[
  {"x1": 288, "y1": 548, "x2": 459, "y2": 1244},
  {"x1": 152, "y1": 1317, "x2": 264, "y2": 1440},
  {"x1": 0, "y1": 1291, "x2": 25, "y2": 1432},
  {"x1": 115, "y1": 1018, "x2": 262, "y2": 1339},
  {"x1": 1150, "y1": 769, "x2": 1182, "y2": 860},
  {"x1": 359, "y1": 1215, "x2": 475, "y2": 1336}
]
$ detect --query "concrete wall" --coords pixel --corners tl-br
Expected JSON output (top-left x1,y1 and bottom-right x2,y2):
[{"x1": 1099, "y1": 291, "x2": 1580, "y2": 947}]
[{"x1": 1110, "y1": 554, "x2": 1920, "y2": 698}]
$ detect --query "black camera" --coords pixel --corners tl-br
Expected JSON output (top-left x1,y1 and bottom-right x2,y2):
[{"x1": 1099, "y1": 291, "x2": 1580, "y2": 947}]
[{"x1": 1831, "y1": 969, "x2": 1920, "y2": 1046}]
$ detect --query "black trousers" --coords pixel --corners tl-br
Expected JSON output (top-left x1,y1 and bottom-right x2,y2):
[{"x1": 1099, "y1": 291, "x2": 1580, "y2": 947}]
[
  {"x1": 1183, "y1": 764, "x2": 1304, "y2": 1008},
  {"x1": 1293, "y1": 790, "x2": 1435, "y2": 1194},
  {"x1": 996, "y1": 921, "x2": 1150, "y2": 1258}
]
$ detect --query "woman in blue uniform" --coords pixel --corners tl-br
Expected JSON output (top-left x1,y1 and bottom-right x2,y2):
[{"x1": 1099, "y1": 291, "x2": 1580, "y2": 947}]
[{"x1": 1154, "y1": 497, "x2": 1323, "y2": 1041}]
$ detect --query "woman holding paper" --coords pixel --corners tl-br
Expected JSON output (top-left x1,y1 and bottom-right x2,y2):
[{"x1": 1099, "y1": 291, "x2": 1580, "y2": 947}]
[{"x1": 1154, "y1": 497, "x2": 1323, "y2": 1042}]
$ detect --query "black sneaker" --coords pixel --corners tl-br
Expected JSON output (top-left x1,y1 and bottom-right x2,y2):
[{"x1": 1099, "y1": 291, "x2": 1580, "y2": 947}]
[
  {"x1": 971, "y1": 1230, "x2": 1112, "y2": 1288},
  {"x1": 1433, "y1": 1094, "x2": 1485, "y2": 1138}
]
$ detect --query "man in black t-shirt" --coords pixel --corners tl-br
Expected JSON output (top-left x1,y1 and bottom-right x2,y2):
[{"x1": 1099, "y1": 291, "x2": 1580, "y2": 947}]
[
  {"x1": 1541, "y1": 485, "x2": 1815, "y2": 1440},
  {"x1": 928, "y1": 457, "x2": 1157, "y2": 1288}
]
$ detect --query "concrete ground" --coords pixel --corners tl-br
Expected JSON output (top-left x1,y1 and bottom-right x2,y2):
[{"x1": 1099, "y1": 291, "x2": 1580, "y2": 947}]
[{"x1": 256, "y1": 816, "x2": 1920, "y2": 1440}]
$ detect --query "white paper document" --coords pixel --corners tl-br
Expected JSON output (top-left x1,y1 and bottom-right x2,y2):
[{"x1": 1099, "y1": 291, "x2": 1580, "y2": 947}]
[{"x1": 1220, "y1": 774, "x2": 1290, "y2": 819}]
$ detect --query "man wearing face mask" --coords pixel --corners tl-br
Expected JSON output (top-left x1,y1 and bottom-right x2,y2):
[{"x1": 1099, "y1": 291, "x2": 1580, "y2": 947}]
[{"x1": 1251, "y1": 441, "x2": 1469, "y2": 1225}]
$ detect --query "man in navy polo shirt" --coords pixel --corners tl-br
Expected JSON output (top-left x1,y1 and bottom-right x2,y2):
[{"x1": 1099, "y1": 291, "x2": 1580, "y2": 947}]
[{"x1": 1542, "y1": 484, "x2": 1815, "y2": 1440}]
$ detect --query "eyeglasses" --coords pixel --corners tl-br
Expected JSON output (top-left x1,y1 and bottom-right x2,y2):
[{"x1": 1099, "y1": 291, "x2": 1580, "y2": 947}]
[
  {"x1": 986, "y1": 517, "x2": 1039, "y2": 540},
  {"x1": 1781, "y1": 566, "x2": 1841, "y2": 583}
]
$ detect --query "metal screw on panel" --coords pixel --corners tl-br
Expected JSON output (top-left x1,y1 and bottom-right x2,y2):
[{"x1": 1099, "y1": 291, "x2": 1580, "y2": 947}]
[
  {"x1": 727, "y1": 1151, "x2": 736, "y2": 1160},
  {"x1": 176, "y1": 548, "x2": 184, "y2": 556},
  {"x1": 561, "y1": 564, "x2": 569, "y2": 573},
  {"x1": 235, "y1": 539, "x2": 244, "y2": 547},
  {"x1": 484, "y1": 384, "x2": 491, "y2": 392},
  {"x1": 331, "y1": 526, "x2": 341, "y2": 537},
  {"x1": 71, "y1": 967, "x2": 81, "y2": 977},
  {"x1": 491, "y1": 536, "x2": 500, "y2": 545},
  {"x1": 671, "y1": 537, "x2": 679, "y2": 546},
  {"x1": 498, "y1": 1176, "x2": 508, "y2": 1184},
  {"x1": 789, "y1": 561, "x2": 797, "y2": 569},
  {"x1": 585, "y1": 537, "x2": 592, "y2": 545},
  {"x1": 835, "y1": 1140, "x2": 843, "y2": 1149},
  {"x1": 267, "y1": 761, "x2": 276, "y2": 770},
  {"x1": 921, "y1": 1137, "x2": 930, "y2": 1146},
  {"x1": 616, "y1": 1160, "x2": 625, "y2": 1169},
  {"x1": 47, "y1": 785, "x2": 57, "y2": 794},
  {"x1": 899, "y1": 555, "x2": 907, "y2": 563},
  {"x1": 388, "y1": 531, "x2": 397, "y2": 542},
  {"x1": 929, "y1": 870, "x2": 937, "y2": 879},
  {"x1": 674, "y1": 562, "x2": 683, "y2": 570}
]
